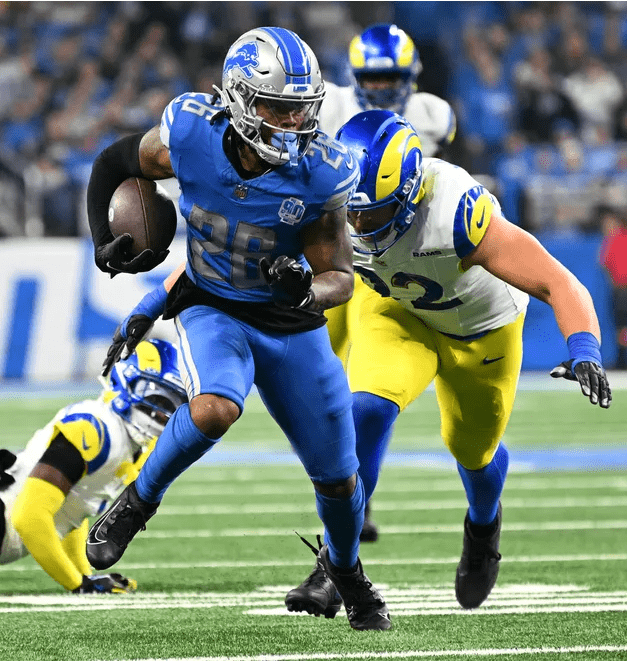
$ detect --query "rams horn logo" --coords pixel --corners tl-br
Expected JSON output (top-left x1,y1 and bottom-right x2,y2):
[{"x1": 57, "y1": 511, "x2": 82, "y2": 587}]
[{"x1": 224, "y1": 42, "x2": 260, "y2": 79}]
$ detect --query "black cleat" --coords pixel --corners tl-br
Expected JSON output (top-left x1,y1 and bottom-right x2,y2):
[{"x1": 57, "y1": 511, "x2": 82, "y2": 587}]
[
  {"x1": 455, "y1": 502, "x2": 502, "y2": 609},
  {"x1": 285, "y1": 559, "x2": 342, "y2": 618},
  {"x1": 319, "y1": 544, "x2": 391, "y2": 630},
  {"x1": 86, "y1": 481, "x2": 158, "y2": 570},
  {"x1": 360, "y1": 501, "x2": 379, "y2": 543}
]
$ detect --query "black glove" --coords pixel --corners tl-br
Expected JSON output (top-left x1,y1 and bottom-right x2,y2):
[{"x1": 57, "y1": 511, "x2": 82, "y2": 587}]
[
  {"x1": 550, "y1": 359, "x2": 612, "y2": 409},
  {"x1": 259, "y1": 255, "x2": 314, "y2": 308},
  {"x1": 101, "y1": 315, "x2": 154, "y2": 377},
  {"x1": 95, "y1": 234, "x2": 169, "y2": 277},
  {"x1": 72, "y1": 573, "x2": 137, "y2": 594}
]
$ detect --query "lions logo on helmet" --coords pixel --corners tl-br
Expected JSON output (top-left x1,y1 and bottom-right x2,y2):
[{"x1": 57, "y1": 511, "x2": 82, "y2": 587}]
[
  {"x1": 336, "y1": 109, "x2": 424, "y2": 255},
  {"x1": 224, "y1": 42, "x2": 260, "y2": 79},
  {"x1": 104, "y1": 339, "x2": 187, "y2": 448},
  {"x1": 217, "y1": 27, "x2": 326, "y2": 167},
  {"x1": 349, "y1": 24, "x2": 422, "y2": 114}
]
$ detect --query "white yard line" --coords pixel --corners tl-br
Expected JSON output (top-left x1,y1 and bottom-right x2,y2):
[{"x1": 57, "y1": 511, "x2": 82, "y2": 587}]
[
  {"x1": 156, "y1": 496, "x2": 627, "y2": 515},
  {"x1": 169, "y1": 475, "x2": 627, "y2": 496},
  {"x1": 90, "y1": 644, "x2": 627, "y2": 661},
  {"x1": 2, "y1": 553, "x2": 627, "y2": 573}
]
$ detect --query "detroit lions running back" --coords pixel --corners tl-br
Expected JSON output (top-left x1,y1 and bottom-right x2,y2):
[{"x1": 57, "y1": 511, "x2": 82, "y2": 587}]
[{"x1": 85, "y1": 27, "x2": 391, "y2": 631}]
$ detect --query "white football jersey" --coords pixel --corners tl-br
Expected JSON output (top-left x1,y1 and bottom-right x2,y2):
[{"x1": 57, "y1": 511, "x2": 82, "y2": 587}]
[
  {"x1": 0, "y1": 398, "x2": 139, "y2": 563},
  {"x1": 318, "y1": 82, "x2": 456, "y2": 157},
  {"x1": 352, "y1": 158, "x2": 529, "y2": 337}
]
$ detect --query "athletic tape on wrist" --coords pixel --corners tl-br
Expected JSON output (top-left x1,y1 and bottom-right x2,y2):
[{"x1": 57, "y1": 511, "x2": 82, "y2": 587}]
[{"x1": 567, "y1": 331, "x2": 602, "y2": 371}]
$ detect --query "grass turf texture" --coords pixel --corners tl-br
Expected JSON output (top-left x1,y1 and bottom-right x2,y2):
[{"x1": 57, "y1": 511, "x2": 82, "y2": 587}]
[{"x1": 1, "y1": 388, "x2": 626, "y2": 661}]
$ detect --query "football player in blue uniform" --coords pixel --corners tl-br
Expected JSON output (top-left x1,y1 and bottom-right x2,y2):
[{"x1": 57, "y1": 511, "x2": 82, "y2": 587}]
[
  {"x1": 83, "y1": 27, "x2": 390, "y2": 631},
  {"x1": 0, "y1": 339, "x2": 185, "y2": 593}
]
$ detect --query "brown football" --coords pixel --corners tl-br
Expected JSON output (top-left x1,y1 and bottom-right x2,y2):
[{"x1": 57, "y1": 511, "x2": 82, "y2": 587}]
[{"x1": 108, "y1": 177, "x2": 178, "y2": 256}]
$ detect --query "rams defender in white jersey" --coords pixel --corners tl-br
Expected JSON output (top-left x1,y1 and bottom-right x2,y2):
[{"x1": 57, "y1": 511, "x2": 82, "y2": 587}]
[
  {"x1": 0, "y1": 339, "x2": 186, "y2": 593},
  {"x1": 319, "y1": 23, "x2": 456, "y2": 541},
  {"x1": 318, "y1": 24, "x2": 456, "y2": 159},
  {"x1": 286, "y1": 110, "x2": 611, "y2": 614}
]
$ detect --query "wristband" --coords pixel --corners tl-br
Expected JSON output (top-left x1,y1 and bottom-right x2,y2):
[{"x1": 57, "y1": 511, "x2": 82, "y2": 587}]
[
  {"x1": 121, "y1": 284, "x2": 167, "y2": 335},
  {"x1": 567, "y1": 331, "x2": 602, "y2": 372}
]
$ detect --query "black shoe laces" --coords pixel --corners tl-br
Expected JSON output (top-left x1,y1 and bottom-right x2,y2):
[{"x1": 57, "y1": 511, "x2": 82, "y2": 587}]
[
  {"x1": 294, "y1": 533, "x2": 339, "y2": 595},
  {"x1": 466, "y1": 533, "x2": 502, "y2": 571},
  {"x1": 294, "y1": 531, "x2": 384, "y2": 617},
  {"x1": 107, "y1": 501, "x2": 150, "y2": 547}
]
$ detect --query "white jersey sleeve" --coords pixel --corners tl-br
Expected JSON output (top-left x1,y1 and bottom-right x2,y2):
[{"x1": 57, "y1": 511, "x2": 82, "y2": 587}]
[
  {"x1": 403, "y1": 93, "x2": 457, "y2": 158},
  {"x1": 319, "y1": 84, "x2": 456, "y2": 158},
  {"x1": 318, "y1": 82, "x2": 363, "y2": 139}
]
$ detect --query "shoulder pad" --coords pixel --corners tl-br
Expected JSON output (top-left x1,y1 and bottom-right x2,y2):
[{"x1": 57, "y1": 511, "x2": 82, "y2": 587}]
[
  {"x1": 307, "y1": 133, "x2": 360, "y2": 211},
  {"x1": 453, "y1": 186, "x2": 497, "y2": 259},
  {"x1": 53, "y1": 413, "x2": 111, "y2": 475},
  {"x1": 160, "y1": 92, "x2": 222, "y2": 149}
]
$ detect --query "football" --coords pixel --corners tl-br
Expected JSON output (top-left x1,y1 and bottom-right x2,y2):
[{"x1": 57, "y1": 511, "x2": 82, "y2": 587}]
[{"x1": 108, "y1": 177, "x2": 178, "y2": 256}]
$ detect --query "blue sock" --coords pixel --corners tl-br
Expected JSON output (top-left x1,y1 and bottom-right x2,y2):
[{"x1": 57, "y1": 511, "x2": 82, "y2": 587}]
[
  {"x1": 136, "y1": 403, "x2": 219, "y2": 503},
  {"x1": 317, "y1": 474, "x2": 365, "y2": 569},
  {"x1": 353, "y1": 392, "x2": 399, "y2": 501},
  {"x1": 457, "y1": 442, "x2": 509, "y2": 526}
]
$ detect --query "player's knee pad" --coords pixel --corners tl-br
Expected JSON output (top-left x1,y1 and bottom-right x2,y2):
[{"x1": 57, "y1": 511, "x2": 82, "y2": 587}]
[
  {"x1": 312, "y1": 473, "x2": 357, "y2": 499},
  {"x1": 189, "y1": 393, "x2": 240, "y2": 439},
  {"x1": 445, "y1": 433, "x2": 503, "y2": 471}
]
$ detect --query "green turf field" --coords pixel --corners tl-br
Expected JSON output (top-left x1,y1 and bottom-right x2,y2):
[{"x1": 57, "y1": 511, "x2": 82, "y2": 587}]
[{"x1": 1, "y1": 386, "x2": 626, "y2": 661}]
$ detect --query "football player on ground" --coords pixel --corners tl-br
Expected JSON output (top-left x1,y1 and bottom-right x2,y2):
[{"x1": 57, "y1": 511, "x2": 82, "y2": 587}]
[
  {"x1": 285, "y1": 110, "x2": 611, "y2": 614},
  {"x1": 0, "y1": 339, "x2": 186, "y2": 594},
  {"x1": 84, "y1": 27, "x2": 391, "y2": 631},
  {"x1": 319, "y1": 23, "x2": 457, "y2": 541}
]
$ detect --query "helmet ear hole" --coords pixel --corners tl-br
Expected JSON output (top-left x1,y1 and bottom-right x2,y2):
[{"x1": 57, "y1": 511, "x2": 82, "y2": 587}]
[
  {"x1": 111, "y1": 393, "x2": 131, "y2": 416},
  {"x1": 105, "y1": 338, "x2": 187, "y2": 448},
  {"x1": 337, "y1": 109, "x2": 423, "y2": 255}
]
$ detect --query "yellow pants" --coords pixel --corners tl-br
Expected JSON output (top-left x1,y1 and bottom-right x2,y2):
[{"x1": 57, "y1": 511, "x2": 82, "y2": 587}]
[{"x1": 326, "y1": 277, "x2": 524, "y2": 469}]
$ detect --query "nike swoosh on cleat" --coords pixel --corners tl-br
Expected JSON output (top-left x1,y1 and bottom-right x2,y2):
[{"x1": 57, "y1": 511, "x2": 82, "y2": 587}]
[
  {"x1": 476, "y1": 208, "x2": 485, "y2": 228},
  {"x1": 88, "y1": 519, "x2": 109, "y2": 545},
  {"x1": 81, "y1": 433, "x2": 89, "y2": 451},
  {"x1": 482, "y1": 356, "x2": 504, "y2": 365}
]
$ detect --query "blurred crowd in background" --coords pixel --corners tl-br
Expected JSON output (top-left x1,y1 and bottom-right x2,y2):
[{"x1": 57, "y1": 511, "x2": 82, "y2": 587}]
[{"x1": 0, "y1": 1, "x2": 626, "y2": 367}]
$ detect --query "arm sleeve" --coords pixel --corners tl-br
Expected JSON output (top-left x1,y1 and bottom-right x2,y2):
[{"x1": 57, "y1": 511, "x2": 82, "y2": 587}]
[
  {"x1": 86, "y1": 133, "x2": 145, "y2": 249},
  {"x1": 11, "y1": 477, "x2": 84, "y2": 591},
  {"x1": 61, "y1": 519, "x2": 92, "y2": 577}
]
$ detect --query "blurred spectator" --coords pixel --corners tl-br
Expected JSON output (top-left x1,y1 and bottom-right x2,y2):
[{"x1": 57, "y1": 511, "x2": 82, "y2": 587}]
[
  {"x1": 0, "y1": 48, "x2": 36, "y2": 118},
  {"x1": 515, "y1": 47, "x2": 580, "y2": 143},
  {"x1": 0, "y1": 95, "x2": 45, "y2": 159},
  {"x1": 598, "y1": 204, "x2": 627, "y2": 368},
  {"x1": 24, "y1": 150, "x2": 77, "y2": 237},
  {"x1": 554, "y1": 28, "x2": 590, "y2": 77},
  {"x1": 562, "y1": 54, "x2": 624, "y2": 145},
  {"x1": 0, "y1": 0, "x2": 626, "y2": 239},
  {"x1": 455, "y1": 33, "x2": 516, "y2": 174}
]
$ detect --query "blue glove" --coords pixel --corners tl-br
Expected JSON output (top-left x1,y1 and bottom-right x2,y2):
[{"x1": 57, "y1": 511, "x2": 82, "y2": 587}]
[
  {"x1": 550, "y1": 332, "x2": 611, "y2": 408},
  {"x1": 101, "y1": 284, "x2": 168, "y2": 377}
]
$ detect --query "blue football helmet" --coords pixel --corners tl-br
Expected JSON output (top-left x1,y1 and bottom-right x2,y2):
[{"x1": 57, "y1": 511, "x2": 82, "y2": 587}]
[
  {"x1": 349, "y1": 24, "x2": 422, "y2": 113},
  {"x1": 218, "y1": 27, "x2": 325, "y2": 167},
  {"x1": 336, "y1": 109, "x2": 423, "y2": 255},
  {"x1": 105, "y1": 339, "x2": 187, "y2": 447}
]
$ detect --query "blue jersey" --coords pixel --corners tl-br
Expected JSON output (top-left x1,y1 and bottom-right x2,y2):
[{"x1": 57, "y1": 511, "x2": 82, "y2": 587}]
[{"x1": 160, "y1": 92, "x2": 359, "y2": 303}]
